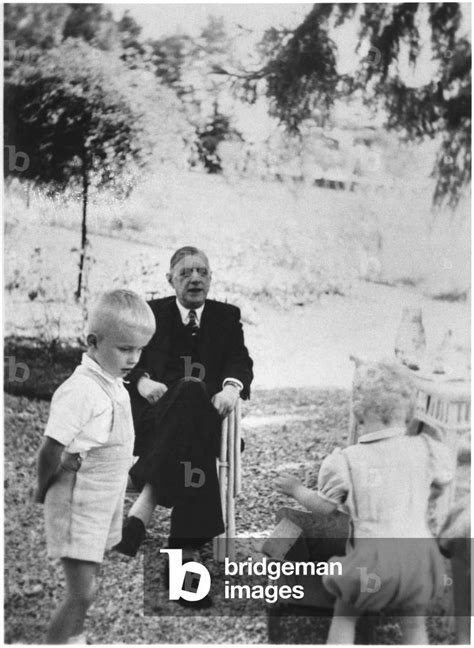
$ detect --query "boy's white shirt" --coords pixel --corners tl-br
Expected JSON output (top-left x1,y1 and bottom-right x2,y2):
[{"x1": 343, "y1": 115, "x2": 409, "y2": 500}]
[{"x1": 44, "y1": 354, "x2": 130, "y2": 455}]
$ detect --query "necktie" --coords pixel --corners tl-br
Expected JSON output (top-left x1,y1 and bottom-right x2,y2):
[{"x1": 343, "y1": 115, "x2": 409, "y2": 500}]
[{"x1": 187, "y1": 309, "x2": 199, "y2": 336}]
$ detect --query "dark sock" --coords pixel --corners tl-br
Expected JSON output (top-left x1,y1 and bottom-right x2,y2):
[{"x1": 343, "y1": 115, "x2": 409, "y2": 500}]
[{"x1": 113, "y1": 516, "x2": 146, "y2": 557}]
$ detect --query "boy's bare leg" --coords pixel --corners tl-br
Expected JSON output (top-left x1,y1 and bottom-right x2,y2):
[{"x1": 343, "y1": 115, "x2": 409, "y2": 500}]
[
  {"x1": 399, "y1": 615, "x2": 428, "y2": 644},
  {"x1": 327, "y1": 599, "x2": 358, "y2": 644},
  {"x1": 46, "y1": 558, "x2": 99, "y2": 644}
]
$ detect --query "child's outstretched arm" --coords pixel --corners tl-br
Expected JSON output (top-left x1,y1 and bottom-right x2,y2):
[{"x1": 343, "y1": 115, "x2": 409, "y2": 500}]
[
  {"x1": 275, "y1": 473, "x2": 337, "y2": 516},
  {"x1": 34, "y1": 437, "x2": 65, "y2": 503}
]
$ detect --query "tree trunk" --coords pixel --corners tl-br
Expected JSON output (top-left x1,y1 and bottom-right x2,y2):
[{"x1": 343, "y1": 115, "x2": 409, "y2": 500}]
[{"x1": 75, "y1": 162, "x2": 89, "y2": 301}]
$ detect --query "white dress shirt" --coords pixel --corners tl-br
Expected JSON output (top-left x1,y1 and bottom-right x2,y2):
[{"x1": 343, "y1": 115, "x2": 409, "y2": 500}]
[{"x1": 175, "y1": 298, "x2": 204, "y2": 326}]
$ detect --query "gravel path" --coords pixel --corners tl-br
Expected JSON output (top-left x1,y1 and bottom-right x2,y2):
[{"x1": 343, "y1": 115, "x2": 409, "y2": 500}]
[{"x1": 5, "y1": 388, "x2": 464, "y2": 644}]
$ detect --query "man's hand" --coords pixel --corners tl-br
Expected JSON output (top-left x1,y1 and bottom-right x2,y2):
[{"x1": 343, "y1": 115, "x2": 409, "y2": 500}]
[
  {"x1": 212, "y1": 385, "x2": 240, "y2": 418},
  {"x1": 275, "y1": 472, "x2": 302, "y2": 498},
  {"x1": 138, "y1": 376, "x2": 168, "y2": 404}
]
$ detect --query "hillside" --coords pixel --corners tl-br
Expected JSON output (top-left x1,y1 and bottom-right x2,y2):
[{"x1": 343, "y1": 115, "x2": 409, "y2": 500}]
[{"x1": 5, "y1": 171, "x2": 470, "y2": 389}]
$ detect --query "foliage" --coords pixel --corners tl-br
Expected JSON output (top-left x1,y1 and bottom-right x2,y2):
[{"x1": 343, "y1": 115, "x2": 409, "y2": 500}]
[
  {"x1": 4, "y1": 38, "x2": 186, "y2": 297},
  {"x1": 195, "y1": 110, "x2": 242, "y2": 174},
  {"x1": 117, "y1": 9, "x2": 143, "y2": 55},
  {"x1": 3, "y1": 3, "x2": 118, "y2": 54},
  {"x1": 3, "y1": 3, "x2": 70, "y2": 50},
  {"x1": 62, "y1": 3, "x2": 117, "y2": 49},
  {"x1": 148, "y1": 33, "x2": 192, "y2": 93},
  {"x1": 235, "y1": 3, "x2": 471, "y2": 208},
  {"x1": 145, "y1": 16, "x2": 242, "y2": 172},
  {"x1": 5, "y1": 41, "x2": 165, "y2": 190}
]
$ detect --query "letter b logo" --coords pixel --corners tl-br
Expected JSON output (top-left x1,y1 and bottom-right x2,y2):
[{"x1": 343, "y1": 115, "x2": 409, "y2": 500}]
[
  {"x1": 181, "y1": 461, "x2": 205, "y2": 488},
  {"x1": 180, "y1": 355, "x2": 206, "y2": 381},
  {"x1": 358, "y1": 567, "x2": 381, "y2": 593},
  {"x1": 6, "y1": 356, "x2": 30, "y2": 383},
  {"x1": 161, "y1": 549, "x2": 211, "y2": 602}
]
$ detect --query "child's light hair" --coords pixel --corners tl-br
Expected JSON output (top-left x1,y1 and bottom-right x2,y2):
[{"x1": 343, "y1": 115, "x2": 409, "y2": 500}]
[
  {"x1": 87, "y1": 289, "x2": 155, "y2": 339},
  {"x1": 351, "y1": 358, "x2": 416, "y2": 428}
]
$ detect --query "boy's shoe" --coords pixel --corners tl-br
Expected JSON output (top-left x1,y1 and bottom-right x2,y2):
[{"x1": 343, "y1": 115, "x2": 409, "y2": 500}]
[{"x1": 113, "y1": 516, "x2": 146, "y2": 557}]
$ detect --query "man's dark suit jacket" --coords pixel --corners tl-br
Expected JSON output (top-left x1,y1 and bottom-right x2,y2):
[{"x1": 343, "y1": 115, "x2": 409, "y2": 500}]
[
  {"x1": 125, "y1": 296, "x2": 253, "y2": 544},
  {"x1": 127, "y1": 296, "x2": 254, "y2": 425}
]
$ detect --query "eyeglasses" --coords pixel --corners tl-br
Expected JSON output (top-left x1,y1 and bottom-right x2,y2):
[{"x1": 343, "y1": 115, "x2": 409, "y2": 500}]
[{"x1": 178, "y1": 268, "x2": 210, "y2": 279}]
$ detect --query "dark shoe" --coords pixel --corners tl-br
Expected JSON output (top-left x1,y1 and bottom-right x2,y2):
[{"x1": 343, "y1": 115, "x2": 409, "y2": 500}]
[
  {"x1": 177, "y1": 593, "x2": 213, "y2": 609},
  {"x1": 113, "y1": 516, "x2": 145, "y2": 557}
]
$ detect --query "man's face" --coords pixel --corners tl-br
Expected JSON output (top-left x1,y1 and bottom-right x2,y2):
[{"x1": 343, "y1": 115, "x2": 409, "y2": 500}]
[{"x1": 167, "y1": 253, "x2": 212, "y2": 309}]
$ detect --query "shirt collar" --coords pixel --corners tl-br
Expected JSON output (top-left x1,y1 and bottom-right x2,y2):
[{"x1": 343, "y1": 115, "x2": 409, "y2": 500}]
[
  {"x1": 358, "y1": 427, "x2": 407, "y2": 444},
  {"x1": 82, "y1": 353, "x2": 123, "y2": 385},
  {"x1": 175, "y1": 298, "x2": 205, "y2": 325}
]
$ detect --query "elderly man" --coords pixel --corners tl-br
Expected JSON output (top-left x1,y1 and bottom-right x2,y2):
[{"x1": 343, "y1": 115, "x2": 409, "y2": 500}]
[{"x1": 115, "y1": 246, "x2": 253, "y2": 571}]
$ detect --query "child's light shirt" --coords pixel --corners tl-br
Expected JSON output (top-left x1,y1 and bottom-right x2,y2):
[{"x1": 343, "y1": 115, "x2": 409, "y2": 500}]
[
  {"x1": 317, "y1": 426, "x2": 454, "y2": 538},
  {"x1": 318, "y1": 426, "x2": 455, "y2": 612},
  {"x1": 45, "y1": 353, "x2": 131, "y2": 455}
]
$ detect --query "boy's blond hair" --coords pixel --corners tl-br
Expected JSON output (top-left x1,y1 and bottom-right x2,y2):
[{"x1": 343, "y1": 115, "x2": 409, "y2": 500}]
[
  {"x1": 351, "y1": 358, "x2": 416, "y2": 427},
  {"x1": 87, "y1": 289, "x2": 155, "y2": 339}
]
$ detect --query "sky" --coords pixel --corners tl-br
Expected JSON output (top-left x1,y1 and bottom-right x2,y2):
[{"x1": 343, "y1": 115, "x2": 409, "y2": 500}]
[
  {"x1": 109, "y1": 3, "x2": 311, "y2": 40},
  {"x1": 109, "y1": 2, "x2": 471, "y2": 43}
]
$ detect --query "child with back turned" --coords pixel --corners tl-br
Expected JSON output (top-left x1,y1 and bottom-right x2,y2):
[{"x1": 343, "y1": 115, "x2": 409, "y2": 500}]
[
  {"x1": 276, "y1": 358, "x2": 454, "y2": 645},
  {"x1": 34, "y1": 289, "x2": 155, "y2": 644}
]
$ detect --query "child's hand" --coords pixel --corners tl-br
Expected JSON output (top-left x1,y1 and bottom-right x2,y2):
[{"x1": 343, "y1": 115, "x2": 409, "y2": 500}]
[{"x1": 275, "y1": 472, "x2": 302, "y2": 497}]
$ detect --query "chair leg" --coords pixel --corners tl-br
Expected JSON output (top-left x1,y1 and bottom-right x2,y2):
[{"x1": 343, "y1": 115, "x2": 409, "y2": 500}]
[{"x1": 214, "y1": 404, "x2": 241, "y2": 562}]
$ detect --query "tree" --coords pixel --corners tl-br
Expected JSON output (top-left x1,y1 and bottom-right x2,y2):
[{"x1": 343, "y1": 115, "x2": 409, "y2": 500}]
[
  {"x1": 195, "y1": 106, "x2": 242, "y2": 173},
  {"x1": 117, "y1": 9, "x2": 143, "y2": 48},
  {"x1": 228, "y1": 3, "x2": 471, "y2": 207},
  {"x1": 62, "y1": 3, "x2": 117, "y2": 50},
  {"x1": 148, "y1": 33, "x2": 192, "y2": 93},
  {"x1": 4, "y1": 3, "x2": 118, "y2": 54},
  {"x1": 5, "y1": 39, "x2": 185, "y2": 299},
  {"x1": 3, "y1": 3, "x2": 70, "y2": 51}
]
